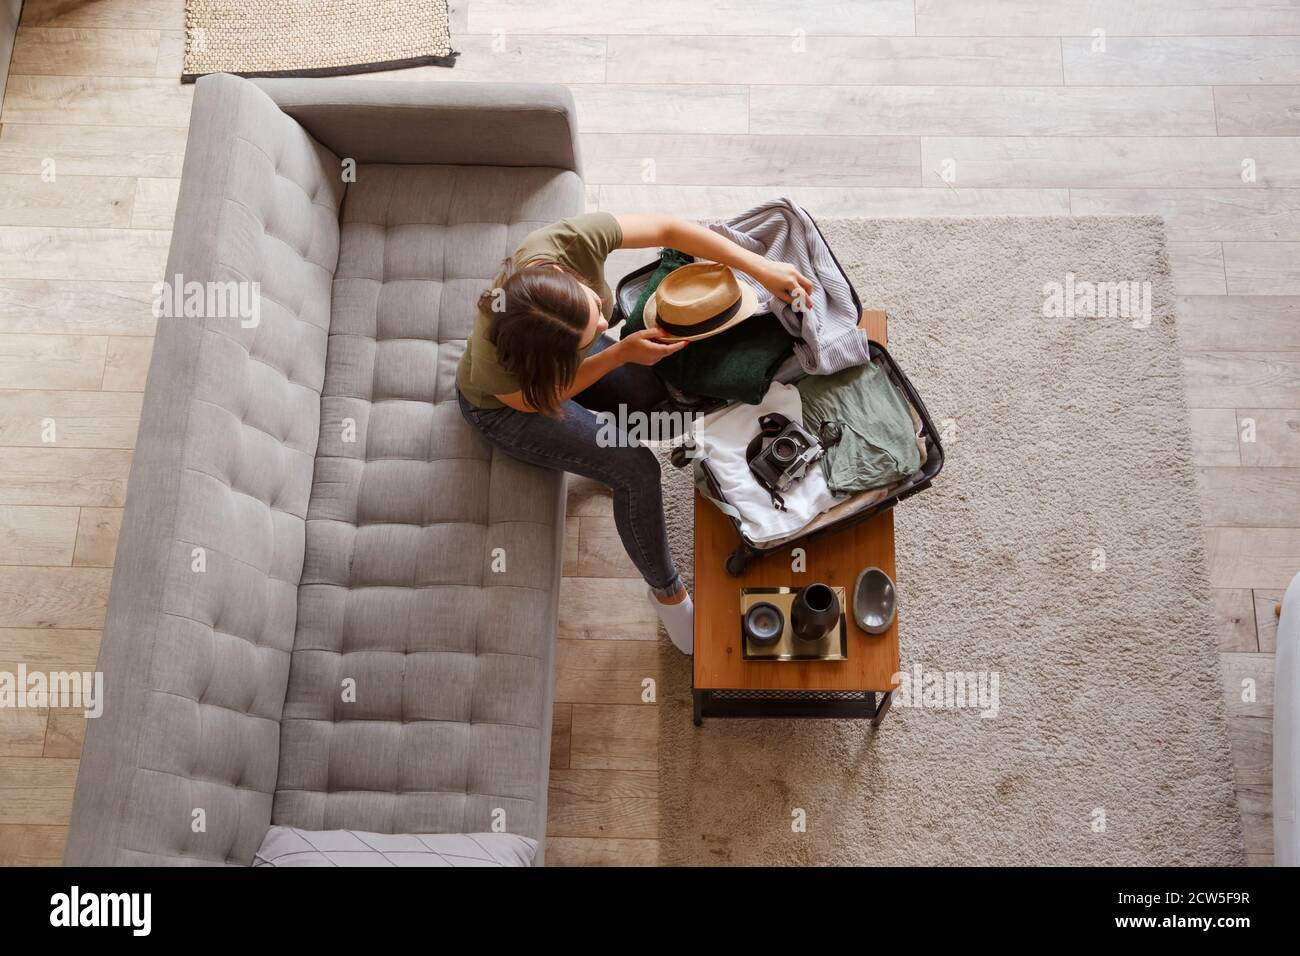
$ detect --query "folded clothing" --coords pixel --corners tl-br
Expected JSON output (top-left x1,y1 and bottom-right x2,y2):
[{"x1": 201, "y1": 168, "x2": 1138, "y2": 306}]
[
  {"x1": 796, "y1": 359, "x2": 922, "y2": 495},
  {"x1": 755, "y1": 387, "x2": 929, "y2": 551},
  {"x1": 696, "y1": 381, "x2": 843, "y2": 544},
  {"x1": 621, "y1": 248, "x2": 797, "y2": 405}
]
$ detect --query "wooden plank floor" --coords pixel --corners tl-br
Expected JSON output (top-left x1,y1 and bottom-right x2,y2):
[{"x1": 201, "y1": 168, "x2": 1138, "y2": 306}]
[{"x1": 1, "y1": 0, "x2": 1294, "y2": 866}]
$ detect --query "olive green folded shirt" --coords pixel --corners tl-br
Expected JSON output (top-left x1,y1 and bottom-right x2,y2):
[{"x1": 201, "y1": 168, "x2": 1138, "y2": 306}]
[
  {"x1": 456, "y1": 212, "x2": 623, "y2": 409},
  {"x1": 797, "y1": 361, "x2": 922, "y2": 495}
]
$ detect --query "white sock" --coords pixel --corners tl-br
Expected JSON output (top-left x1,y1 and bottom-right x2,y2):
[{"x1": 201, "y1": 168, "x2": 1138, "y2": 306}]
[{"x1": 648, "y1": 587, "x2": 694, "y2": 655}]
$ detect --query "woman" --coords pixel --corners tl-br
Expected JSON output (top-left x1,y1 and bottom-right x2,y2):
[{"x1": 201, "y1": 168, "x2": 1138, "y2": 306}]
[{"x1": 456, "y1": 212, "x2": 812, "y2": 655}]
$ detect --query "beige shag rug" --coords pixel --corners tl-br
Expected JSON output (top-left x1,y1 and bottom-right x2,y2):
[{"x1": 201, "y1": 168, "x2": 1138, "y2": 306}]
[
  {"x1": 183, "y1": 0, "x2": 456, "y2": 82},
  {"x1": 656, "y1": 216, "x2": 1245, "y2": 866}
]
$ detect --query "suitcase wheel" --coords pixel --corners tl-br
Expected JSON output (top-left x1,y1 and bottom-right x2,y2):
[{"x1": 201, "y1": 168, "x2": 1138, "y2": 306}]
[
  {"x1": 669, "y1": 445, "x2": 690, "y2": 469},
  {"x1": 725, "y1": 548, "x2": 751, "y2": 577}
]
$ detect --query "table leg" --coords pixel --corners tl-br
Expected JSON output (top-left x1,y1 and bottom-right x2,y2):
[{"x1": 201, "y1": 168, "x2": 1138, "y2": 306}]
[
  {"x1": 871, "y1": 691, "x2": 892, "y2": 728},
  {"x1": 693, "y1": 689, "x2": 703, "y2": 727}
]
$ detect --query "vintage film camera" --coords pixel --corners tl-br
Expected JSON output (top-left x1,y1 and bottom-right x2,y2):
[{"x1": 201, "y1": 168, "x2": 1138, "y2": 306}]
[{"x1": 746, "y1": 412, "x2": 825, "y2": 510}]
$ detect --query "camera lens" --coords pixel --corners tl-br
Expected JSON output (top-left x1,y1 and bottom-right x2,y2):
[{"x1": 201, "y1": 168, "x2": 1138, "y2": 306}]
[{"x1": 772, "y1": 436, "x2": 798, "y2": 462}]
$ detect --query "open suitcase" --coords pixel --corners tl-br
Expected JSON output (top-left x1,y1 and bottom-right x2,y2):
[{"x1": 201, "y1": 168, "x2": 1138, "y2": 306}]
[{"x1": 611, "y1": 243, "x2": 946, "y2": 578}]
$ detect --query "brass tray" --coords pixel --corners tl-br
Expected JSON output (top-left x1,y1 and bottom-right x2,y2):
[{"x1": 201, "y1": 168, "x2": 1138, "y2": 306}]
[{"x1": 740, "y1": 586, "x2": 847, "y2": 661}]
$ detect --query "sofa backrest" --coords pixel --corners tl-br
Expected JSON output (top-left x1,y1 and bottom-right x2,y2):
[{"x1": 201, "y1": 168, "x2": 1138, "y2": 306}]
[{"x1": 64, "y1": 74, "x2": 345, "y2": 865}]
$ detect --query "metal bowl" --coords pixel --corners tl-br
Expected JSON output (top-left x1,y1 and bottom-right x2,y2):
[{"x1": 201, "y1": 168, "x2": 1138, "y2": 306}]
[{"x1": 852, "y1": 567, "x2": 896, "y2": 635}]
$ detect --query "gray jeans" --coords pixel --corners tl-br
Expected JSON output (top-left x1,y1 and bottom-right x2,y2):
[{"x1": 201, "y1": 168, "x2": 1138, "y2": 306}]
[{"x1": 456, "y1": 336, "x2": 682, "y2": 598}]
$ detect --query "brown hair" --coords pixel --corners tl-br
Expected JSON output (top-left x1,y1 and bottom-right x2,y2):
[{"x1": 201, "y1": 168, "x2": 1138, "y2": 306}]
[{"x1": 481, "y1": 258, "x2": 593, "y2": 415}]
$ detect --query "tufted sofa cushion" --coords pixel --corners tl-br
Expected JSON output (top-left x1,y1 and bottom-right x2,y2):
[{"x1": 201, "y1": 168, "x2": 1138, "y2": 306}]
[
  {"x1": 253, "y1": 826, "x2": 537, "y2": 867},
  {"x1": 64, "y1": 74, "x2": 345, "y2": 865},
  {"x1": 270, "y1": 164, "x2": 579, "y2": 856}
]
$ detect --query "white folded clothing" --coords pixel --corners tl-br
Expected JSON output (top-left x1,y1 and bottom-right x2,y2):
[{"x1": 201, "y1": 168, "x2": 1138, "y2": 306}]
[{"x1": 694, "y1": 382, "x2": 844, "y2": 544}]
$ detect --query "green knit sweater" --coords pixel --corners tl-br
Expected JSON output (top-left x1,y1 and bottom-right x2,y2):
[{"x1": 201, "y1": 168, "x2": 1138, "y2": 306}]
[{"x1": 620, "y1": 249, "x2": 796, "y2": 405}]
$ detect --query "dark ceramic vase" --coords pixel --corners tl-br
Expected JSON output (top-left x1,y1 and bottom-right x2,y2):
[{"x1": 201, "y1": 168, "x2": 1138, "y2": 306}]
[{"x1": 791, "y1": 583, "x2": 840, "y2": 642}]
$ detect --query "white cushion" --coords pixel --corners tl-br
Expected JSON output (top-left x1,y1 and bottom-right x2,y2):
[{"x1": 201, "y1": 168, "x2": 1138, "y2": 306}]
[{"x1": 253, "y1": 826, "x2": 537, "y2": 867}]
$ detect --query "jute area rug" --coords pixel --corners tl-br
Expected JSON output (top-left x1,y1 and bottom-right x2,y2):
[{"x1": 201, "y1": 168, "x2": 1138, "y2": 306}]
[
  {"x1": 183, "y1": 0, "x2": 456, "y2": 82},
  {"x1": 656, "y1": 216, "x2": 1246, "y2": 866}
]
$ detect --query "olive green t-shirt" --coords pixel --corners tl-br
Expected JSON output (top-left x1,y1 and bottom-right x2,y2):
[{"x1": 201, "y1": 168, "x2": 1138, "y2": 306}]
[{"x1": 456, "y1": 212, "x2": 623, "y2": 409}]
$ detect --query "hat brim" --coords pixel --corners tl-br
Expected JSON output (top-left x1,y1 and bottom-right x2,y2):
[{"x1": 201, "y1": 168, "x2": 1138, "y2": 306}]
[{"x1": 642, "y1": 275, "x2": 761, "y2": 343}]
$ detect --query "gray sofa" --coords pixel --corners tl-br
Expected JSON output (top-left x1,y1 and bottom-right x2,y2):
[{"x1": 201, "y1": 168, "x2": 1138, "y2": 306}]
[
  {"x1": 64, "y1": 74, "x2": 580, "y2": 866},
  {"x1": 0, "y1": 2, "x2": 20, "y2": 110}
]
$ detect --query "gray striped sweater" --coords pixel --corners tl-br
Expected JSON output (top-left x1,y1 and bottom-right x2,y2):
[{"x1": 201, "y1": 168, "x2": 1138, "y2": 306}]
[{"x1": 709, "y1": 197, "x2": 871, "y2": 375}]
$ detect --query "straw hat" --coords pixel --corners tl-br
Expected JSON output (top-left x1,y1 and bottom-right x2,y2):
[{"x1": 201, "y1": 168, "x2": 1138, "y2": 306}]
[{"x1": 642, "y1": 261, "x2": 760, "y2": 342}]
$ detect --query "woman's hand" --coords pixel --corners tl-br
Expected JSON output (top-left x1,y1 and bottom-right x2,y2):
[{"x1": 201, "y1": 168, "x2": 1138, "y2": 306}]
[
  {"x1": 748, "y1": 258, "x2": 814, "y2": 307},
  {"x1": 615, "y1": 215, "x2": 814, "y2": 308},
  {"x1": 615, "y1": 328, "x2": 688, "y2": 365}
]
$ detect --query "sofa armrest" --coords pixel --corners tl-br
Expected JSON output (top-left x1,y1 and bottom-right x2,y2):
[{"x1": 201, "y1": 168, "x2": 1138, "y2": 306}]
[{"x1": 251, "y1": 78, "x2": 582, "y2": 174}]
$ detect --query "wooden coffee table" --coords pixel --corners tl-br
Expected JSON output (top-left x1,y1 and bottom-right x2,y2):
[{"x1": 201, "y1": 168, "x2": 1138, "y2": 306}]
[{"x1": 691, "y1": 310, "x2": 900, "y2": 725}]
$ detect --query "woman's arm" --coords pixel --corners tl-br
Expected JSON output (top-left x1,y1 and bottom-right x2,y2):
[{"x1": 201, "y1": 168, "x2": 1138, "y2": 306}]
[
  {"x1": 616, "y1": 213, "x2": 813, "y2": 304},
  {"x1": 495, "y1": 328, "x2": 685, "y2": 413},
  {"x1": 495, "y1": 211, "x2": 781, "y2": 414}
]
